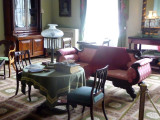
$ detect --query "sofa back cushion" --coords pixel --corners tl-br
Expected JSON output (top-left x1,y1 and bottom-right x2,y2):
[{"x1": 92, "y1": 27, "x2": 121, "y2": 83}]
[
  {"x1": 78, "y1": 48, "x2": 97, "y2": 63},
  {"x1": 91, "y1": 46, "x2": 131, "y2": 70}
]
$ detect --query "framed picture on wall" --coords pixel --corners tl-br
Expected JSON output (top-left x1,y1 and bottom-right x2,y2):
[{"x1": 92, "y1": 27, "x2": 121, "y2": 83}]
[{"x1": 59, "y1": 0, "x2": 71, "y2": 17}]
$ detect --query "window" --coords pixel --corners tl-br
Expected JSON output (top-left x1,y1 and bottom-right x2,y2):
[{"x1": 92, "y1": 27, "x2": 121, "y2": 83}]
[{"x1": 83, "y1": 0, "x2": 119, "y2": 46}]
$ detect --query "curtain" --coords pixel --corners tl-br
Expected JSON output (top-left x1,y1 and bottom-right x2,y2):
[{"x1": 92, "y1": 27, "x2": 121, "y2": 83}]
[
  {"x1": 118, "y1": 0, "x2": 129, "y2": 47},
  {"x1": 79, "y1": 0, "x2": 87, "y2": 41}
]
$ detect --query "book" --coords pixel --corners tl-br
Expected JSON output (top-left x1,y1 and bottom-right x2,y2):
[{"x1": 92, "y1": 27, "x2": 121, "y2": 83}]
[{"x1": 54, "y1": 62, "x2": 80, "y2": 74}]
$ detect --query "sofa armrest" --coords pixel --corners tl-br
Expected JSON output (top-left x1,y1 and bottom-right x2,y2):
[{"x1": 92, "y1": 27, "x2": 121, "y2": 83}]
[{"x1": 127, "y1": 58, "x2": 152, "y2": 84}]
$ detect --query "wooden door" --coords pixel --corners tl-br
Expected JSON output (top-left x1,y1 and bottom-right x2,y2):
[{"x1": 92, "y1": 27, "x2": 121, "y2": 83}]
[
  {"x1": 19, "y1": 40, "x2": 33, "y2": 56},
  {"x1": 33, "y1": 38, "x2": 44, "y2": 56}
]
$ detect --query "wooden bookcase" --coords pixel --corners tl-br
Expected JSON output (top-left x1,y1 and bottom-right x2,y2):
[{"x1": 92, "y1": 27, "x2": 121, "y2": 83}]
[{"x1": 3, "y1": 0, "x2": 44, "y2": 57}]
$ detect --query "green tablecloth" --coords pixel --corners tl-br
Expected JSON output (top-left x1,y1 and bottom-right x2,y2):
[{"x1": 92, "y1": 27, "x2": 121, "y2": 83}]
[{"x1": 21, "y1": 63, "x2": 86, "y2": 106}]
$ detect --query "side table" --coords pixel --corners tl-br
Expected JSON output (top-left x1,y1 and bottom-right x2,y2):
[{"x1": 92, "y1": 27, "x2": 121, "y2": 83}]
[{"x1": 0, "y1": 60, "x2": 6, "y2": 79}]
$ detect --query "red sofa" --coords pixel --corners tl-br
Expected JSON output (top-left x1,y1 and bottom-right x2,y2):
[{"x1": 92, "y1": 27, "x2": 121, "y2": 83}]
[{"x1": 56, "y1": 45, "x2": 152, "y2": 99}]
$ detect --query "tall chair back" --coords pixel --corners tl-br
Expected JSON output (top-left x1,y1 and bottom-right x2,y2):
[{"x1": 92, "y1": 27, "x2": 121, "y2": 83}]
[
  {"x1": 66, "y1": 65, "x2": 109, "y2": 120},
  {"x1": 14, "y1": 50, "x2": 31, "y2": 95},
  {"x1": 91, "y1": 65, "x2": 108, "y2": 104}
]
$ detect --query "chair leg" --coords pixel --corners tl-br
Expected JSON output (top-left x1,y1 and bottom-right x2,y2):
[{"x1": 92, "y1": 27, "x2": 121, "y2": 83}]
[
  {"x1": 15, "y1": 80, "x2": 19, "y2": 95},
  {"x1": 102, "y1": 100, "x2": 108, "y2": 120},
  {"x1": 28, "y1": 84, "x2": 32, "y2": 102},
  {"x1": 8, "y1": 63, "x2": 11, "y2": 78},
  {"x1": 82, "y1": 105, "x2": 85, "y2": 113},
  {"x1": 66, "y1": 103, "x2": 70, "y2": 120},
  {"x1": 3, "y1": 63, "x2": 6, "y2": 79},
  {"x1": 12, "y1": 63, "x2": 16, "y2": 71},
  {"x1": 90, "y1": 106, "x2": 94, "y2": 120}
]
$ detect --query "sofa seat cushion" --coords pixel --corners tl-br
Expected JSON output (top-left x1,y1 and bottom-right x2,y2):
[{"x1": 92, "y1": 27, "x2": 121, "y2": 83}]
[{"x1": 108, "y1": 69, "x2": 128, "y2": 81}]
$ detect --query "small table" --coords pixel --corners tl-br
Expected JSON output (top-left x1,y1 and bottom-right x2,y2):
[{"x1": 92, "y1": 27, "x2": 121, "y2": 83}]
[
  {"x1": 0, "y1": 60, "x2": 5, "y2": 79},
  {"x1": 128, "y1": 36, "x2": 160, "y2": 50},
  {"x1": 21, "y1": 63, "x2": 86, "y2": 107}
]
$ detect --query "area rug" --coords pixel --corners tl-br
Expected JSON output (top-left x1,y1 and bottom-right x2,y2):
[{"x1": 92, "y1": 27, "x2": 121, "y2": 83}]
[{"x1": 0, "y1": 57, "x2": 160, "y2": 120}]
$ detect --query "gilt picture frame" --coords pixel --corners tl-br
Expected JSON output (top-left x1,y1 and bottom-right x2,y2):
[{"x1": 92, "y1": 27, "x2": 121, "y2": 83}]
[{"x1": 59, "y1": 0, "x2": 71, "y2": 17}]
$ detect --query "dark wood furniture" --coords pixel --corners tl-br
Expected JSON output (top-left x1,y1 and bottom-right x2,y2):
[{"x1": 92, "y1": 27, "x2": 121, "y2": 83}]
[
  {"x1": 0, "y1": 60, "x2": 6, "y2": 79},
  {"x1": 14, "y1": 50, "x2": 31, "y2": 101},
  {"x1": 3, "y1": 0, "x2": 44, "y2": 57},
  {"x1": 66, "y1": 65, "x2": 109, "y2": 120},
  {"x1": 128, "y1": 36, "x2": 160, "y2": 50}
]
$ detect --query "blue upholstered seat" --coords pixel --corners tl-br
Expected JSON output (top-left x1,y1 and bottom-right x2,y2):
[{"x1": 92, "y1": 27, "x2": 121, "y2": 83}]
[{"x1": 68, "y1": 86, "x2": 104, "y2": 105}]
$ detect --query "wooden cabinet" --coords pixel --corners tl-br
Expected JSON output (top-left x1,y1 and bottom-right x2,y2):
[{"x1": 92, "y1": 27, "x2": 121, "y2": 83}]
[{"x1": 3, "y1": 0, "x2": 44, "y2": 57}]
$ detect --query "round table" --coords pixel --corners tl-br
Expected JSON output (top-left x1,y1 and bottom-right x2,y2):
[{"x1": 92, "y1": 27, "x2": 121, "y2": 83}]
[{"x1": 21, "y1": 63, "x2": 86, "y2": 107}]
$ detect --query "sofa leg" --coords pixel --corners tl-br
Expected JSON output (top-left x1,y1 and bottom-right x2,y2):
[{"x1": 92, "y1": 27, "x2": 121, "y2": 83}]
[{"x1": 126, "y1": 87, "x2": 136, "y2": 100}]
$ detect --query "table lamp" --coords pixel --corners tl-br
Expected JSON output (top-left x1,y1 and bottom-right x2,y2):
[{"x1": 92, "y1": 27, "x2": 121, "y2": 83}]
[
  {"x1": 145, "y1": 11, "x2": 159, "y2": 36},
  {"x1": 41, "y1": 24, "x2": 64, "y2": 65}
]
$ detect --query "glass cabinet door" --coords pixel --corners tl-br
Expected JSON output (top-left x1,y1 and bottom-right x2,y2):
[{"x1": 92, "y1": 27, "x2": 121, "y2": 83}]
[
  {"x1": 14, "y1": 0, "x2": 26, "y2": 28},
  {"x1": 14, "y1": 0, "x2": 38, "y2": 30},
  {"x1": 27, "y1": 0, "x2": 38, "y2": 27}
]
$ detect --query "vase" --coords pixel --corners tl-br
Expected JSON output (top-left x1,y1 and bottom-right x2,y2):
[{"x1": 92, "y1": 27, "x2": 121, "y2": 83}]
[{"x1": 41, "y1": 24, "x2": 64, "y2": 38}]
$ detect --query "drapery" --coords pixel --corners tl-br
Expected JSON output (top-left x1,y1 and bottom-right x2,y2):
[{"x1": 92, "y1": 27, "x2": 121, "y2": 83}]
[
  {"x1": 118, "y1": 0, "x2": 129, "y2": 47},
  {"x1": 79, "y1": 0, "x2": 87, "y2": 41}
]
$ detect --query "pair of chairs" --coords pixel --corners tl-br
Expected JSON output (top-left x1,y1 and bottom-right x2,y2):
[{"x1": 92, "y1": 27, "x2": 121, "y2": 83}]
[
  {"x1": 66, "y1": 65, "x2": 109, "y2": 120},
  {"x1": 14, "y1": 50, "x2": 32, "y2": 101},
  {"x1": 14, "y1": 49, "x2": 109, "y2": 119}
]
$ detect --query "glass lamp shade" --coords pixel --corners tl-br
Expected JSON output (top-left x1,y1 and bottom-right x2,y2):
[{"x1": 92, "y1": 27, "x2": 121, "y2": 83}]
[
  {"x1": 146, "y1": 11, "x2": 159, "y2": 19},
  {"x1": 41, "y1": 24, "x2": 64, "y2": 38}
]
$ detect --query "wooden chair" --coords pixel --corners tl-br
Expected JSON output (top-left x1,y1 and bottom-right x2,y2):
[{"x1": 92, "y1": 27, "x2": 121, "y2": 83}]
[
  {"x1": 14, "y1": 50, "x2": 32, "y2": 101},
  {"x1": 0, "y1": 40, "x2": 16, "y2": 77},
  {"x1": 66, "y1": 65, "x2": 109, "y2": 120}
]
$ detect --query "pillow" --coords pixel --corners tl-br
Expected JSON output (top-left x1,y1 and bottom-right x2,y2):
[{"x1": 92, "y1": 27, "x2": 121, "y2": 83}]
[
  {"x1": 59, "y1": 54, "x2": 79, "y2": 62},
  {"x1": 59, "y1": 48, "x2": 77, "y2": 56}
]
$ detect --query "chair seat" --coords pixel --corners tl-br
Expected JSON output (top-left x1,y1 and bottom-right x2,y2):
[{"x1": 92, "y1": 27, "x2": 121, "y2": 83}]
[
  {"x1": 0, "y1": 57, "x2": 9, "y2": 61},
  {"x1": 68, "y1": 86, "x2": 104, "y2": 105}
]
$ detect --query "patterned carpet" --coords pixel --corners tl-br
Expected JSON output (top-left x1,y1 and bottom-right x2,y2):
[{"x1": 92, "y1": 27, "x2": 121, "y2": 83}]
[{"x1": 0, "y1": 57, "x2": 160, "y2": 120}]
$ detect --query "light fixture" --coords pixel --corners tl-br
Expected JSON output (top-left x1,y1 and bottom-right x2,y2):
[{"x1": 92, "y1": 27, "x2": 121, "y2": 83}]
[
  {"x1": 41, "y1": 24, "x2": 64, "y2": 64},
  {"x1": 145, "y1": 11, "x2": 159, "y2": 36}
]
